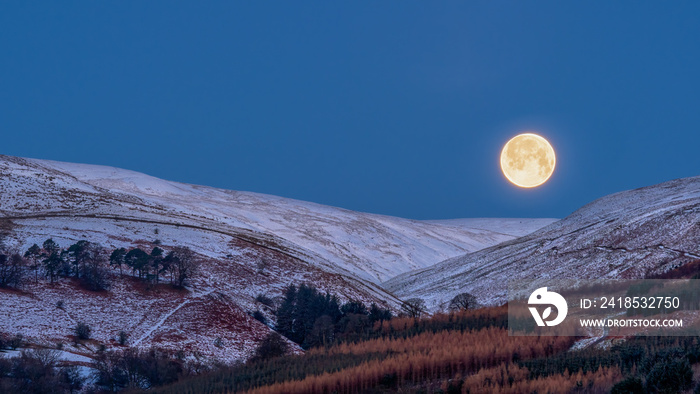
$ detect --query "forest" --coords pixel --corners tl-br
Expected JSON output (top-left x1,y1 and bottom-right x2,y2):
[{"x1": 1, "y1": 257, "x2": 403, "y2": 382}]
[
  {"x1": 151, "y1": 297, "x2": 700, "y2": 393},
  {"x1": 3, "y1": 253, "x2": 700, "y2": 392}
]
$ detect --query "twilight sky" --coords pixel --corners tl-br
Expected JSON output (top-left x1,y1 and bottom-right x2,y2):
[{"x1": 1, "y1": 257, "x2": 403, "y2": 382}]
[{"x1": 2, "y1": 2, "x2": 700, "y2": 220}]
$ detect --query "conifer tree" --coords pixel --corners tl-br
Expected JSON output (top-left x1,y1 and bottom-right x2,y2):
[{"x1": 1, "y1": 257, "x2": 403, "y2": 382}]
[{"x1": 24, "y1": 244, "x2": 41, "y2": 283}]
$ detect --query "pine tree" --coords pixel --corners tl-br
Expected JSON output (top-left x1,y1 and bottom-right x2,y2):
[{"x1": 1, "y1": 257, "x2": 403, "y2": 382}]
[
  {"x1": 150, "y1": 247, "x2": 164, "y2": 283},
  {"x1": 276, "y1": 284, "x2": 298, "y2": 342},
  {"x1": 125, "y1": 248, "x2": 149, "y2": 278},
  {"x1": 68, "y1": 240, "x2": 90, "y2": 278},
  {"x1": 43, "y1": 251, "x2": 62, "y2": 283},
  {"x1": 109, "y1": 248, "x2": 127, "y2": 275},
  {"x1": 42, "y1": 238, "x2": 59, "y2": 255},
  {"x1": 24, "y1": 244, "x2": 41, "y2": 284}
]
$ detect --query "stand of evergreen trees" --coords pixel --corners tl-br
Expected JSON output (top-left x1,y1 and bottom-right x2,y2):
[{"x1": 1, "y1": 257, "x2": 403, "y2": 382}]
[
  {"x1": 274, "y1": 283, "x2": 392, "y2": 349},
  {"x1": 109, "y1": 245, "x2": 198, "y2": 287},
  {"x1": 0, "y1": 239, "x2": 200, "y2": 292}
]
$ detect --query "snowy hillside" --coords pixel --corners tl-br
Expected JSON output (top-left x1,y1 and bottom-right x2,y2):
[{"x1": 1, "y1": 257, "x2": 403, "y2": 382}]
[
  {"x1": 423, "y1": 218, "x2": 558, "y2": 237},
  {"x1": 386, "y1": 176, "x2": 700, "y2": 311},
  {"x1": 0, "y1": 155, "x2": 517, "y2": 284},
  {"x1": 0, "y1": 154, "x2": 535, "y2": 362}
]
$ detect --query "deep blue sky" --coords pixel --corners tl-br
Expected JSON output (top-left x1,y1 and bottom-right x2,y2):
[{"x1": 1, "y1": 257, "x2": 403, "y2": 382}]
[{"x1": 2, "y1": 2, "x2": 699, "y2": 220}]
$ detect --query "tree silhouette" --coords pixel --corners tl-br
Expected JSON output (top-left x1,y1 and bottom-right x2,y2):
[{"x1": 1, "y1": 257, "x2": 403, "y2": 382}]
[
  {"x1": 449, "y1": 292, "x2": 479, "y2": 311},
  {"x1": 402, "y1": 298, "x2": 426, "y2": 318},
  {"x1": 24, "y1": 244, "x2": 41, "y2": 284}
]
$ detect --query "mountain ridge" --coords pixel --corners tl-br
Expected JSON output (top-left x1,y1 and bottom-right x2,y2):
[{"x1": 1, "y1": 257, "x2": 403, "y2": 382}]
[
  {"x1": 1, "y1": 155, "x2": 529, "y2": 283},
  {"x1": 385, "y1": 175, "x2": 700, "y2": 311},
  {"x1": 0, "y1": 154, "x2": 552, "y2": 362}
]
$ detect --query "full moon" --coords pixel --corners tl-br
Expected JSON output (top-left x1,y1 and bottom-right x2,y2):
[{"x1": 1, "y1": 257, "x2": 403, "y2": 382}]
[{"x1": 500, "y1": 133, "x2": 556, "y2": 188}]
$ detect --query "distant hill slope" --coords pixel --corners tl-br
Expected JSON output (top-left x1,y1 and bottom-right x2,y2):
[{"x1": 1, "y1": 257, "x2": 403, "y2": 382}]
[
  {"x1": 386, "y1": 176, "x2": 700, "y2": 311},
  {"x1": 0, "y1": 155, "x2": 519, "y2": 284},
  {"x1": 0, "y1": 155, "x2": 541, "y2": 362},
  {"x1": 423, "y1": 218, "x2": 558, "y2": 237}
]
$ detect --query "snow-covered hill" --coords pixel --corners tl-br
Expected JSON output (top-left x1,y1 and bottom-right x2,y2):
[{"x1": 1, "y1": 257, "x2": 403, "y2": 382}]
[
  {"x1": 0, "y1": 155, "x2": 518, "y2": 283},
  {"x1": 386, "y1": 176, "x2": 700, "y2": 311},
  {"x1": 0, "y1": 154, "x2": 536, "y2": 362}
]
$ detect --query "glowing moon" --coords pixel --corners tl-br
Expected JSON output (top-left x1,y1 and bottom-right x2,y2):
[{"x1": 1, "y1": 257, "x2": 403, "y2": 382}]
[{"x1": 500, "y1": 133, "x2": 556, "y2": 188}]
